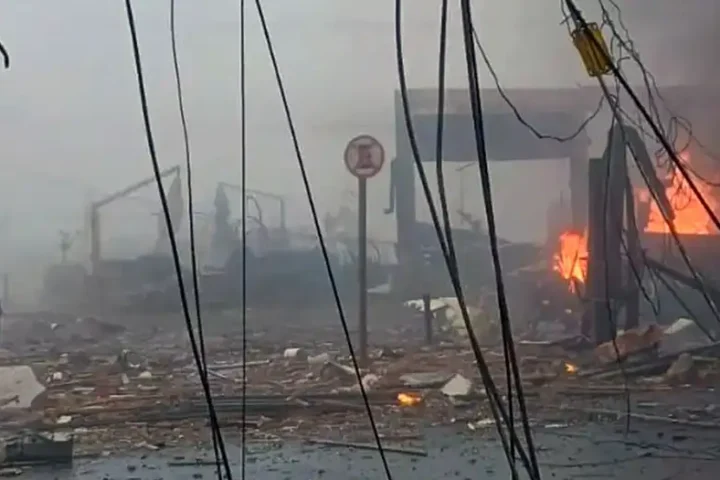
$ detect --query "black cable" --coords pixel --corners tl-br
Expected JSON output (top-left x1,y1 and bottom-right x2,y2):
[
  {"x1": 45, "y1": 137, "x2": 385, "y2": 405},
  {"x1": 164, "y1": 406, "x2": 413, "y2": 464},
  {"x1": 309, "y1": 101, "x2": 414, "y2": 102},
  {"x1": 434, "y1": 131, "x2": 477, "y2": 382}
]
[
  {"x1": 460, "y1": 4, "x2": 540, "y2": 479},
  {"x1": 168, "y1": 2, "x2": 222, "y2": 478},
  {"x1": 122, "y1": 2, "x2": 233, "y2": 478},
  {"x1": 598, "y1": 0, "x2": 680, "y2": 153},
  {"x1": 610, "y1": 95, "x2": 720, "y2": 332},
  {"x1": 596, "y1": 0, "x2": 715, "y2": 184},
  {"x1": 394, "y1": 0, "x2": 537, "y2": 475},
  {"x1": 565, "y1": 0, "x2": 720, "y2": 236},
  {"x1": 239, "y1": 0, "x2": 248, "y2": 476},
  {"x1": 434, "y1": 0, "x2": 452, "y2": 267},
  {"x1": 437, "y1": 5, "x2": 517, "y2": 471},
  {"x1": 465, "y1": 18, "x2": 517, "y2": 474},
  {"x1": 471, "y1": 28, "x2": 603, "y2": 143},
  {"x1": 601, "y1": 77, "x2": 720, "y2": 330},
  {"x1": 565, "y1": 0, "x2": 720, "y2": 336},
  {"x1": 0, "y1": 38, "x2": 8, "y2": 69},
  {"x1": 251, "y1": 1, "x2": 393, "y2": 477},
  {"x1": 618, "y1": 232, "x2": 659, "y2": 317}
]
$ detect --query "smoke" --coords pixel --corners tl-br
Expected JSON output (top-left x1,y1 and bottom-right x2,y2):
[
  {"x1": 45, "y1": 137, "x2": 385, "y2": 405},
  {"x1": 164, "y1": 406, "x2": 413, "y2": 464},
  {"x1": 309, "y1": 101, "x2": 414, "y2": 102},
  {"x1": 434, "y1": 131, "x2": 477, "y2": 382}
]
[{"x1": 609, "y1": 1, "x2": 719, "y2": 85}]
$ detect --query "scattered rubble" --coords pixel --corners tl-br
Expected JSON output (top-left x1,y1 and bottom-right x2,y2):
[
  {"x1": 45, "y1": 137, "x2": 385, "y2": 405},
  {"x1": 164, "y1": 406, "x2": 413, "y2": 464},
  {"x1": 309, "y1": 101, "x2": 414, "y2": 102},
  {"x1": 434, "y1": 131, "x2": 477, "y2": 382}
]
[{"x1": 0, "y1": 310, "x2": 717, "y2": 475}]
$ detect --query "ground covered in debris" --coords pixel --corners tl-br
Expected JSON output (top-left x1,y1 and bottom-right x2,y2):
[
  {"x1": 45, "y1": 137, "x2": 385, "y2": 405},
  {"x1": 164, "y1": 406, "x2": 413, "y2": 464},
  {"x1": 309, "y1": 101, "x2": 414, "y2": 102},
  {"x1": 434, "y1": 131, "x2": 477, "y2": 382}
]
[
  {"x1": 0, "y1": 306, "x2": 718, "y2": 478},
  {"x1": 23, "y1": 421, "x2": 720, "y2": 479}
]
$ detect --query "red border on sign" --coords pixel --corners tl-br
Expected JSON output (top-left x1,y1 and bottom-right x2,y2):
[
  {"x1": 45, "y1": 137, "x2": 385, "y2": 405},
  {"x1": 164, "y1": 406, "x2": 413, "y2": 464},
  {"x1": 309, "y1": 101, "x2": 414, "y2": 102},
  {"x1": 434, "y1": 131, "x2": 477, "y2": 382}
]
[{"x1": 344, "y1": 134, "x2": 385, "y2": 179}]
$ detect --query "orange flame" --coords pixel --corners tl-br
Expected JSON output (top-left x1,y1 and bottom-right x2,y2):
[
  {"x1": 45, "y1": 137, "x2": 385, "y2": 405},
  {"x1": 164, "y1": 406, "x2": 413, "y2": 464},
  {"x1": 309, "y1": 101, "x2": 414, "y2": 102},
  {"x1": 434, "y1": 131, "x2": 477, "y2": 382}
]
[
  {"x1": 552, "y1": 230, "x2": 588, "y2": 292},
  {"x1": 564, "y1": 362, "x2": 578, "y2": 374},
  {"x1": 644, "y1": 151, "x2": 718, "y2": 235},
  {"x1": 397, "y1": 392, "x2": 422, "y2": 407}
]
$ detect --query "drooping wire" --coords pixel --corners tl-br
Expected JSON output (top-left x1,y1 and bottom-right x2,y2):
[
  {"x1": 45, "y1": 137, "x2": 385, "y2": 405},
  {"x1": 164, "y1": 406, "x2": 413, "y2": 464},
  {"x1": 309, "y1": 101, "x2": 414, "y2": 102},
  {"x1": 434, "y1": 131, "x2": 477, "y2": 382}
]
[
  {"x1": 239, "y1": 0, "x2": 248, "y2": 476},
  {"x1": 169, "y1": 2, "x2": 222, "y2": 477},
  {"x1": 460, "y1": 3, "x2": 540, "y2": 478},
  {"x1": 563, "y1": 1, "x2": 720, "y2": 335},
  {"x1": 464, "y1": 19, "x2": 518, "y2": 473},
  {"x1": 0, "y1": 38, "x2": 8, "y2": 69},
  {"x1": 618, "y1": 230, "x2": 660, "y2": 317},
  {"x1": 435, "y1": 2, "x2": 514, "y2": 469},
  {"x1": 471, "y1": 21, "x2": 631, "y2": 440},
  {"x1": 607, "y1": 92, "x2": 720, "y2": 334},
  {"x1": 434, "y1": 0, "x2": 451, "y2": 268},
  {"x1": 564, "y1": 0, "x2": 720, "y2": 236},
  {"x1": 472, "y1": 28, "x2": 603, "y2": 143},
  {"x1": 598, "y1": 0, "x2": 720, "y2": 193},
  {"x1": 251, "y1": 1, "x2": 393, "y2": 477},
  {"x1": 394, "y1": 0, "x2": 538, "y2": 476},
  {"x1": 123, "y1": 2, "x2": 233, "y2": 478}
]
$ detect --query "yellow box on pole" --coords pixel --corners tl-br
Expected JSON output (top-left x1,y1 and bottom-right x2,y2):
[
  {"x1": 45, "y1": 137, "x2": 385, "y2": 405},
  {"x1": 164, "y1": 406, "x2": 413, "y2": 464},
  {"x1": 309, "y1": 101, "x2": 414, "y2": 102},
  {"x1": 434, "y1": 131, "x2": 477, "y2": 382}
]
[{"x1": 571, "y1": 22, "x2": 612, "y2": 77}]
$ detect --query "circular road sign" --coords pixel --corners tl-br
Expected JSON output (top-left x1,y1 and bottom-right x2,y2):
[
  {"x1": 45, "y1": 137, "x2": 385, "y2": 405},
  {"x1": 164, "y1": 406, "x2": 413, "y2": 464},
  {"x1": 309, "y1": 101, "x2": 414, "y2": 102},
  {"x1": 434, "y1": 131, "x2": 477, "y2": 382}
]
[{"x1": 344, "y1": 135, "x2": 385, "y2": 179}]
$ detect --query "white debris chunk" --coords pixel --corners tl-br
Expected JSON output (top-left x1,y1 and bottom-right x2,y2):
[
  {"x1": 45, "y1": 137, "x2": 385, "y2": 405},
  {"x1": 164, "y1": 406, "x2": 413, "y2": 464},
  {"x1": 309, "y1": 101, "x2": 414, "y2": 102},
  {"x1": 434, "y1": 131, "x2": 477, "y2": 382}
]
[
  {"x1": 0, "y1": 365, "x2": 46, "y2": 409},
  {"x1": 400, "y1": 372, "x2": 453, "y2": 388},
  {"x1": 283, "y1": 348, "x2": 306, "y2": 360},
  {"x1": 441, "y1": 373, "x2": 472, "y2": 398}
]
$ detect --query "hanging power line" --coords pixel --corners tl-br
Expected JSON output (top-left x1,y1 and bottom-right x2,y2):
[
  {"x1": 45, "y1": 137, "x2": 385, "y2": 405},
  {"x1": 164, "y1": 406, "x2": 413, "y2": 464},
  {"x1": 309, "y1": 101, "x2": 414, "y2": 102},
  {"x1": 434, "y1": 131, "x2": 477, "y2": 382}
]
[
  {"x1": 251, "y1": 0, "x2": 394, "y2": 478},
  {"x1": 0, "y1": 38, "x2": 8, "y2": 69},
  {"x1": 239, "y1": 0, "x2": 249, "y2": 477},
  {"x1": 168, "y1": 2, "x2": 223, "y2": 478},
  {"x1": 122, "y1": 1, "x2": 233, "y2": 478},
  {"x1": 460, "y1": 3, "x2": 540, "y2": 477},
  {"x1": 394, "y1": 0, "x2": 540, "y2": 477},
  {"x1": 563, "y1": 0, "x2": 720, "y2": 335},
  {"x1": 472, "y1": 28, "x2": 603, "y2": 143}
]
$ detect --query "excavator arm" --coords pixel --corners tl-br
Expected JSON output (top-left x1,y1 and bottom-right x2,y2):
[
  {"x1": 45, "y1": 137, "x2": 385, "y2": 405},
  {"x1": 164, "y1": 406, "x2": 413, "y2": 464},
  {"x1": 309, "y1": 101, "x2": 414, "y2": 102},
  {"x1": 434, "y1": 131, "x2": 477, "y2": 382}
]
[{"x1": 89, "y1": 165, "x2": 181, "y2": 272}]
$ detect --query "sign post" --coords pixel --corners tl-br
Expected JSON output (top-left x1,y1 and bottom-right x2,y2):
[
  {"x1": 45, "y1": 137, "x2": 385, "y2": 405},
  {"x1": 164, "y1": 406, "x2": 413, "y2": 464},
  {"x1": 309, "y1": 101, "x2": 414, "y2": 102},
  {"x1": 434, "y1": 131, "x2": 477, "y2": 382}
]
[{"x1": 344, "y1": 135, "x2": 385, "y2": 365}]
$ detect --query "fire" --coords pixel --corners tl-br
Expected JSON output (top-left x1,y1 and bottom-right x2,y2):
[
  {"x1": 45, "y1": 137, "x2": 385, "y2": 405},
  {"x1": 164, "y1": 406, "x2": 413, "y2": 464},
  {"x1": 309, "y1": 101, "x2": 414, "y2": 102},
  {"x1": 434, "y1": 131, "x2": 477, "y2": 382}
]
[
  {"x1": 397, "y1": 392, "x2": 422, "y2": 407},
  {"x1": 644, "y1": 152, "x2": 719, "y2": 235},
  {"x1": 564, "y1": 362, "x2": 578, "y2": 374},
  {"x1": 552, "y1": 230, "x2": 588, "y2": 292}
]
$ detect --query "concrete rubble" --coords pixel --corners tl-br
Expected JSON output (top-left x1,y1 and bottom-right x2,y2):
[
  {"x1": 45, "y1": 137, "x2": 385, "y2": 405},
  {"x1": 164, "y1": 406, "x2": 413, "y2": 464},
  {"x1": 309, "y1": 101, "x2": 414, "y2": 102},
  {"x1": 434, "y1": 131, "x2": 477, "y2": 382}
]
[
  {"x1": 440, "y1": 374, "x2": 472, "y2": 399},
  {"x1": 0, "y1": 366, "x2": 45, "y2": 410}
]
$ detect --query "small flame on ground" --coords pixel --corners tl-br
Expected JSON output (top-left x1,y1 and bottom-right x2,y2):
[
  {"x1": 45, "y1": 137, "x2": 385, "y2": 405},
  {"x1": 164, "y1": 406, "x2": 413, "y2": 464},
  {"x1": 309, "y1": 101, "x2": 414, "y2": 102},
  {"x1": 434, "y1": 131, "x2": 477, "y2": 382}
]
[
  {"x1": 397, "y1": 392, "x2": 422, "y2": 407},
  {"x1": 564, "y1": 362, "x2": 578, "y2": 374}
]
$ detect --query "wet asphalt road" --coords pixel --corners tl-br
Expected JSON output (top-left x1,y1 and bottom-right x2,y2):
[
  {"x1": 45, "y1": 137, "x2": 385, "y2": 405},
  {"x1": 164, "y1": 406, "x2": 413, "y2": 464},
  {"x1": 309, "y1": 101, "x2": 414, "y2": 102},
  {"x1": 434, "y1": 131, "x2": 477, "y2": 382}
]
[{"x1": 24, "y1": 421, "x2": 720, "y2": 480}]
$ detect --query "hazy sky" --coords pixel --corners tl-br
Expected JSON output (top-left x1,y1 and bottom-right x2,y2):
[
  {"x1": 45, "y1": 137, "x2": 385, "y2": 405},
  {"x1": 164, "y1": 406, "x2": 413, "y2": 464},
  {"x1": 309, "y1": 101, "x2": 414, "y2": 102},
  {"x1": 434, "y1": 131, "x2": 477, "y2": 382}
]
[{"x1": 0, "y1": 0, "x2": 715, "y2": 249}]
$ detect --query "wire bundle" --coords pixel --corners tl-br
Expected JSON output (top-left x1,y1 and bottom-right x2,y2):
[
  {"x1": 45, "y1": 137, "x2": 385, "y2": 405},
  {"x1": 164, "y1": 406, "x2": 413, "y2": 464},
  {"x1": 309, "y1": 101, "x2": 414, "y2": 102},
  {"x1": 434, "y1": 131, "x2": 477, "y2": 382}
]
[
  {"x1": 564, "y1": 0, "x2": 720, "y2": 336},
  {"x1": 105, "y1": 0, "x2": 720, "y2": 478},
  {"x1": 123, "y1": 1, "x2": 233, "y2": 478},
  {"x1": 395, "y1": 0, "x2": 544, "y2": 478}
]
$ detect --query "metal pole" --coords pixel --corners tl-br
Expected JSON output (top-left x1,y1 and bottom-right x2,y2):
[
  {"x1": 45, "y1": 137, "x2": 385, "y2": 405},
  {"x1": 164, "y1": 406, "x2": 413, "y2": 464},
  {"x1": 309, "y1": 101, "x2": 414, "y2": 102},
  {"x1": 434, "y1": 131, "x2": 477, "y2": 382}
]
[
  {"x1": 358, "y1": 177, "x2": 368, "y2": 364},
  {"x1": 422, "y1": 293, "x2": 433, "y2": 345}
]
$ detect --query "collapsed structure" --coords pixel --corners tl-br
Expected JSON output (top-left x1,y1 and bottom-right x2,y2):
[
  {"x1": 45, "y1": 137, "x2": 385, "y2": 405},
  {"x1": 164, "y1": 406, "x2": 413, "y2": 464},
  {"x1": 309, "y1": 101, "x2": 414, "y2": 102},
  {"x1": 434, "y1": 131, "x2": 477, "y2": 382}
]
[{"x1": 389, "y1": 86, "x2": 720, "y2": 344}]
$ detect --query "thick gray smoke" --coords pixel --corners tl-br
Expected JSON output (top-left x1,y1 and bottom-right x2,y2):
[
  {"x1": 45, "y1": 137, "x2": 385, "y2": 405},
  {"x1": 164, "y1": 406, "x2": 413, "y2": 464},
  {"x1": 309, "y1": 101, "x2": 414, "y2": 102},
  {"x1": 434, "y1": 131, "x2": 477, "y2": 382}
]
[
  {"x1": 645, "y1": 6, "x2": 719, "y2": 84},
  {"x1": 610, "y1": 0, "x2": 719, "y2": 153}
]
